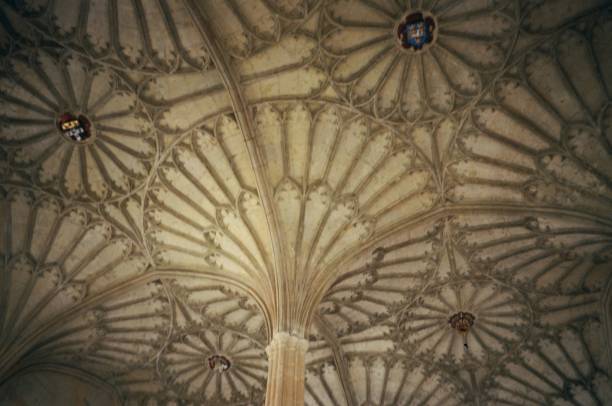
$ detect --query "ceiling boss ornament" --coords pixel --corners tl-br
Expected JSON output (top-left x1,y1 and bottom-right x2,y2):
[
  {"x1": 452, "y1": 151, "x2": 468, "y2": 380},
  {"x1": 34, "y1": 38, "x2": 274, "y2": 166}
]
[
  {"x1": 157, "y1": 328, "x2": 267, "y2": 402},
  {"x1": 448, "y1": 311, "x2": 475, "y2": 350},
  {"x1": 397, "y1": 11, "x2": 436, "y2": 51},
  {"x1": 323, "y1": 0, "x2": 516, "y2": 120},
  {"x1": 57, "y1": 112, "x2": 95, "y2": 143},
  {"x1": 1, "y1": 2, "x2": 612, "y2": 406},
  {"x1": 0, "y1": 50, "x2": 156, "y2": 201},
  {"x1": 398, "y1": 279, "x2": 530, "y2": 362},
  {"x1": 208, "y1": 354, "x2": 231, "y2": 373}
]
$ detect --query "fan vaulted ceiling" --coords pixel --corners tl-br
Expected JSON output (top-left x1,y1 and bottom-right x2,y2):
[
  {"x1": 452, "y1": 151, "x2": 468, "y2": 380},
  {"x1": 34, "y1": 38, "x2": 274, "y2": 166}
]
[{"x1": 0, "y1": 0, "x2": 612, "y2": 404}]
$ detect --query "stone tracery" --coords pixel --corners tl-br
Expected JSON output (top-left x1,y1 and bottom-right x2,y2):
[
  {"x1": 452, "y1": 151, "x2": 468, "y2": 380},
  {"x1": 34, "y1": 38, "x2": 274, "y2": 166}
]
[
  {"x1": 0, "y1": 49, "x2": 156, "y2": 201},
  {"x1": 322, "y1": 0, "x2": 517, "y2": 120},
  {"x1": 0, "y1": 0, "x2": 612, "y2": 405}
]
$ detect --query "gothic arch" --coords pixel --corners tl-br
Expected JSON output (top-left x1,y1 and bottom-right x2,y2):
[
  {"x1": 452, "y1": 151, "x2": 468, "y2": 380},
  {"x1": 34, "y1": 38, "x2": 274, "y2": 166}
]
[{"x1": 1, "y1": 1, "x2": 612, "y2": 405}]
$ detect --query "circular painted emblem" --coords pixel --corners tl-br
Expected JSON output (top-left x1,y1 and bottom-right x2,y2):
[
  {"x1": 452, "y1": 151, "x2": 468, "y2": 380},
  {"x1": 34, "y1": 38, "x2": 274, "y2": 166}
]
[
  {"x1": 57, "y1": 112, "x2": 95, "y2": 143},
  {"x1": 397, "y1": 11, "x2": 436, "y2": 51},
  {"x1": 208, "y1": 354, "x2": 231, "y2": 373}
]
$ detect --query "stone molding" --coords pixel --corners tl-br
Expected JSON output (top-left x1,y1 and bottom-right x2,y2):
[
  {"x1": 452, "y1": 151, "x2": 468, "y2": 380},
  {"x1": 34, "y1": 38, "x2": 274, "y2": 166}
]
[{"x1": 265, "y1": 332, "x2": 309, "y2": 406}]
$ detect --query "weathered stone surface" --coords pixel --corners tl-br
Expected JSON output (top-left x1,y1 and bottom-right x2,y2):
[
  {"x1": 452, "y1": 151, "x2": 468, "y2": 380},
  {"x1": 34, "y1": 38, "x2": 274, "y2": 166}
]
[{"x1": 1, "y1": 1, "x2": 611, "y2": 405}]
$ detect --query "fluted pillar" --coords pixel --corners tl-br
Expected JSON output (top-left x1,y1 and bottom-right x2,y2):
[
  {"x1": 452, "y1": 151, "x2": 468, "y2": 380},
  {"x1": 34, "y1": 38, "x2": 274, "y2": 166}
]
[{"x1": 264, "y1": 332, "x2": 309, "y2": 406}]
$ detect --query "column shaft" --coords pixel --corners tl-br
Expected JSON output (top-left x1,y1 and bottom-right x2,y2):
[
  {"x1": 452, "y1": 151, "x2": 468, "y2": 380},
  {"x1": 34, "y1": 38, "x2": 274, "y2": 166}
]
[{"x1": 265, "y1": 332, "x2": 308, "y2": 406}]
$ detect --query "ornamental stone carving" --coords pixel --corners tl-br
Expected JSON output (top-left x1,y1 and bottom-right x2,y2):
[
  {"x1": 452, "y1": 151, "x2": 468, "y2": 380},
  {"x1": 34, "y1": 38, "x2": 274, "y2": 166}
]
[{"x1": 1, "y1": 1, "x2": 612, "y2": 405}]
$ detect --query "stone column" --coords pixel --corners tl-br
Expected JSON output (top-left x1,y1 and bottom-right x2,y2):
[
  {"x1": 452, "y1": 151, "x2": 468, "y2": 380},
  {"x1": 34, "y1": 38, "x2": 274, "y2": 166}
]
[{"x1": 264, "y1": 332, "x2": 309, "y2": 406}]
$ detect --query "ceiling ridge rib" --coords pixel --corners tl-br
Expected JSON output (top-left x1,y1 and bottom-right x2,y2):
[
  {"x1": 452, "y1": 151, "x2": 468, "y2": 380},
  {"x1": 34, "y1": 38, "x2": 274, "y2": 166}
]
[
  {"x1": 318, "y1": 202, "x2": 612, "y2": 288},
  {"x1": 183, "y1": 0, "x2": 294, "y2": 338},
  {"x1": 1, "y1": 363, "x2": 123, "y2": 404},
  {"x1": 314, "y1": 315, "x2": 357, "y2": 406},
  {"x1": 1, "y1": 1, "x2": 612, "y2": 403},
  {"x1": 305, "y1": 202, "x2": 612, "y2": 315},
  {"x1": 0, "y1": 268, "x2": 264, "y2": 383}
]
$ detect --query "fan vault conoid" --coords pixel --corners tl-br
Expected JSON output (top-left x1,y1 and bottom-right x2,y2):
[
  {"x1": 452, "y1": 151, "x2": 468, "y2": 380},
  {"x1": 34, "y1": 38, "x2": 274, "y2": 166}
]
[{"x1": 0, "y1": 0, "x2": 612, "y2": 405}]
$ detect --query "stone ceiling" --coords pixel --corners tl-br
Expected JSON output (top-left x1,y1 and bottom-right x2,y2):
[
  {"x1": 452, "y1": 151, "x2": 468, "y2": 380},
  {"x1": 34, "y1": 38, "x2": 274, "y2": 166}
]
[{"x1": 0, "y1": 0, "x2": 612, "y2": 405}]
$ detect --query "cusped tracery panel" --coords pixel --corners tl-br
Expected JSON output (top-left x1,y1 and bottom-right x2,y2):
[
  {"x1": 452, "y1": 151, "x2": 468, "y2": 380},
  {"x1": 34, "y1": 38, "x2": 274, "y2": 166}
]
[
  {"x1": 237, "y1": 34, "x2": 328, "y2": 102},
  {"x1": 139, "y1": 71, "x2": 231, "y2": 133},
  {"x1": 349, "y1": 357, "x2": 460, "y2": 406},
  {"x1": 113, "y1": 278, "x2": 268, "y2": 406},
  {"x1": 455, "y1": 213, "x2": 612, "y2": 290},
  {"x1": 306, "y1": 355, "x2": 460, "y2": 406},
  {"x1": 319, "y1": 221, "x2": 443, "y2": 336},
  {"x1": 145, "y1": 34, "x2": 328, "y2": 133},
  {"x1": 98, "y1": 195, "x2": 146, "y2": 246},
  {"x1": 164, "y1": 277, "x2": 267, "y2": 340},
  {"x1": 158, "y1": 328, "x2": 267, "y2": 404},
  {"x1": 451, "y1": 13, "x2": 612, "y2": 215},
  {"x1": 0, "y1": 188, "x2": 149, "y2": 370},
  {"x1": 9, "y1": 0, "x2": 212, "y2": 71},
  {"x1": 0, "y1": 49, "x2": 156, "y2": 201},
  {"x1": 448, "y1": 212, "x2": 612, "y2": 403},
  {"x1": 202, "y1": 0, "x2": 320, "y2": 58},
  {"x1": 144, "y1": 114, "x2": 273, "y2": 284},
  {"x1": 454, "y1": 212, "x2": 612, "y2": 331},
  {"x1": 488, "y1": 321, "x2": 612, "y2": 405},
  {"x1": 30, "y1": 282, "x2": 170, "y2": 375},
  {"x1": 322, "y1": 0, "x2": 517, "y2": 121},
  {"x1": 255, "y1": 102, "x2": 436, "y2": 275},
  {"x1": 305, "y1": 360, "x2": 347, "y2": 406},
  {"x1": 408, "y1": 116, "x2": 459, "y2": 191},
  {"x1": 398, "y1": 278, "x2": 531, "y2": 363}
]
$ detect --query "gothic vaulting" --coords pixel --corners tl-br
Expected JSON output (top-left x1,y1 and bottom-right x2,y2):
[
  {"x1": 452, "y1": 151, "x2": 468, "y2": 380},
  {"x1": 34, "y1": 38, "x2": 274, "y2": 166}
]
[{"x1": 1, "y1": 0, "x2": 612, "y2": 405}]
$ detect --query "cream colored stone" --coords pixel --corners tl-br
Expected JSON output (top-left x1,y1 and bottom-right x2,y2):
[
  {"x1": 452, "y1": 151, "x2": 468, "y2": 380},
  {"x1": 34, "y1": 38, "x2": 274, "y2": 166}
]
[
  {"x1": 265, "y1": 332, "x2": 309, "y2": 406},
  {"x1": 0, "y1": 0, "x2": 612, "y2": 405}
]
